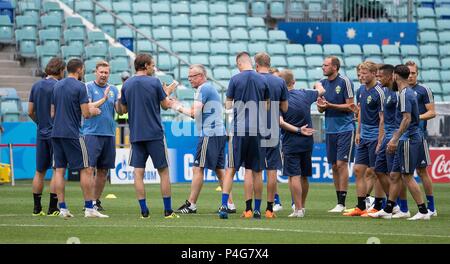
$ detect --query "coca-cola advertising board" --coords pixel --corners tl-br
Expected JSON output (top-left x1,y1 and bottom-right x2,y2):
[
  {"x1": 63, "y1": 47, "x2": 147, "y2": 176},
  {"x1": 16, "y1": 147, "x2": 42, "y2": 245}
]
[{"x1": 427, "y1": 148, "x2": 450, "y2": 183}]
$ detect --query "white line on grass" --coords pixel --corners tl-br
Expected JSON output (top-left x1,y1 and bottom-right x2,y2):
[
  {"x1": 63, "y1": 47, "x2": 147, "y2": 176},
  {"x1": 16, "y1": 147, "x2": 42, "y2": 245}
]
[{"x1": 0, "y1": 223, "x2": 449, "y2": 239}]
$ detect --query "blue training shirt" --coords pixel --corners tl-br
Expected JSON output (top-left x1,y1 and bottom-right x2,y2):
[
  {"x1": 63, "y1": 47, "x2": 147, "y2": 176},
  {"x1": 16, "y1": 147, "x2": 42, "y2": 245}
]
[
  {"x1": 281, "y1": 89, "x2": 318, "y2": 154},
  {"x1": 260, "y1": 72, "x2": 289, "y2": 139},
  {"x1": 226, "y1": 70, "x2": 270, "y2": 135},
  {"x1": 383, "y1": 87, "x2": 398, "y2": 139},
  {"x1": 82, "y1": 81, "x2": 119, "y2": 137},
  {"x1": 120, "y1": 75, "x2": 166, "y2": 143},
  {"x1": 357, "y1": 82, "x2": 384, "y2": 140},
  {"x1": 29, "y1": 78, "x2": 57, "y2": 139},
  {"x1": 51, "y1": 77, "x2": 89, "y2": 139},
  {"x1": 194, "y1": 82, "x2": 225, "y2": 137},
  {"x1": 411, "y1": 83, "x2": 434, "y2": 135},
  {"x1": 320, "y1": 73, "x2": 355, "y2": 134},
  {"x1": 396, "y1": 87, "x2": 420, "y2": 140}
]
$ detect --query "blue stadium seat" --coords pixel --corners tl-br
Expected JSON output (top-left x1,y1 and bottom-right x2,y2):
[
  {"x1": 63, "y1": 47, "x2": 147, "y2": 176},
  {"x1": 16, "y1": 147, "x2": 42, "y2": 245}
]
[
  {"x1": 191, "y1": 41, "x2": 210, "y2": 54},
  {"x1": 172, "y1": 28, "x2": 191, "y2": 41},
  {"x1": 246, "y1": 17, "x2": 266, "y2": 29},
  {"x1": 230, "y1": 28, "x2": 249, "y2": 42},
  {"x1": 190, "y1": 15, "x2": 209, "y2": 28},
  {"x1": 421, "y1": 57, "x2": 441, "y2": 69},
  {"x1": 287, "y1": 56, "x2": 306, "y2": 68},
  {"x1": 267, "y1": 43, "x2": 287, "y2": 55},
  {"x1": 0, "y1": 15, "x2": 13, "y2": 44},
  {"x1": 209, "y1": 15, "x2": 228, "y2": 28},
  {"x1": 191, "y1": 28, "x2": 211, "y2": 41},
  {"x1": 286, "y1": 44, "x2": 304, "y2": 56},
  {"x1": 228, "y1": 16, "x2": 247, "y2": 29},
  {"x1": 251, "y1": 1, "x2": 266, "y2": 17},
  {"x1": 343, "y1": 44, "x2": 362, "y2": 56},
  {"x1": 292, "y1": 68, "x2": 308, "y2": 81},
  {"x1": 420, "y1": 44, "x2": 440, "y2": 57},
  {"x1": 61, "y1": 45, "x2": 83, "y2": 60},
  {"x1": 381, "y1": 45, "x2": 400, "y2": 57},
  {"x1": 268, "y1": 30, "x2": 288, "y2": 43},
  {"x1": 249, "y1": 29, "x2": 268, "y2": 42},
  {"x1": 210, "y1": 42, "x2": 229, "y2": 55},
  {"x1": 269, "y1": 1, "x2": 285, "y2": 18},
  {"x1": 229, "y1": 42, "x2": 248, "y2": 55},
  {"x1": 421, "y1": 70, "x2": 441, "y2": 82},
  {"x1": 307, "y1": 68, "x2": 323, "y2": 81},
  {"x1": 304, "y1": 44, "x2": 323, "y2": 56},
  {"x1": 306, "y1": 56, "x2": 323, "y2": 68},
  {"x1": 190, "y1": 2, "x2": 209, "y2": 16},
  {"x1": 323, "y1": 44, "x2": 342, "y2": 56},
  {"x1": 248, "y1": 43, "x2": 267, "y2": 55}
]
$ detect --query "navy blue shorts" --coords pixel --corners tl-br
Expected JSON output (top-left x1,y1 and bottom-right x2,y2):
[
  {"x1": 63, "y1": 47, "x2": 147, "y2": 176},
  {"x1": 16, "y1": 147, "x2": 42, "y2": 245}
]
[
  {"x1": 52, "y1": 137, "x2": 89, "y2": 170},
  {"x1": 36, "y1": 138, "x2": 53, "y2": 173},
  {"x1": 392, "y1": 139, "x2": 421, "y2": 174},
  {"x1": 193, "y1": 136, "x2": 227, "y2": 170},
  {"x1": 417, "y1": 136, "x2": 431, "y2": 168},
  {"x1": 355, "y1": 138, "x2": 378, "y2": 167},
  {"x1": 130, "y1": 139, "x2": 168, "y2": 169},
  {"x1": 84, "y1": 135, "x2": 116, "y2": 169},
  {"x1": 283, "y1": 151, "x2": 312, "y2": 177},
  {"x1": 264, "y1": 144, "x2": 282, "y2": 170},
  {"x1": 326, "y1": 131, "x2": 355, "y2": 164},
  {"x1": 228, "y1": 135, "x2": 265, "y2": 172},
  {"x1": 374, "y1": 137, "x2": 395, "y2": 173}
]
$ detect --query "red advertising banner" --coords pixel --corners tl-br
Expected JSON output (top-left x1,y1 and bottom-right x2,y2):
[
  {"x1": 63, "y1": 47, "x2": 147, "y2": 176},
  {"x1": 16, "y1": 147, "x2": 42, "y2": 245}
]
[{"x1": 427, "y1": 148, "x2": 450, "y2": 183}]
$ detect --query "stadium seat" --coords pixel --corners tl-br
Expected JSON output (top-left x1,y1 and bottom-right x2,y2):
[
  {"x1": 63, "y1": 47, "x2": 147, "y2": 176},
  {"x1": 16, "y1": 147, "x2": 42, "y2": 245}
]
[
  {"x1": 209, "y1": 55, "x2": 229, "y2": 68},
  {"x1": 287, "y1": 56, "x2": 306, "y2": 68},
  {"x1": 228, "y1": 3, "x2": 248, "y2": 16},
  {"x1": 172, "y1": 28, "x2": 191, "y2": 41},
  {"x1": 228, "y1": 16, "x2": 247, "y2": 29},
  {"x1": 343, "y1": 44, "x2": 363, "y2": 56},
  {"x1": 209, "y1": 2, "x2": 228, "y2": 15},
  {"x1": 286, "y1": 44, "x2": 304, "y2": 56},
  {"x1": 248, "y1": 43, "x2": 267, "y2": 55},
  {"x1": 271, "y1": 56, "x2": 288, "y2": 68},
  {"x1": 381, "y1": 45, "x2": 400, "y2": 57},
  {"x1": 211, "y1": 28, "x2": 230, "y2": 42},
  {"x1": 421, "y1": 57, "x2": 441, "y2": 69},
  {"x1": 109, "y1": 46, "x2": 128, "y2": 59},
  {"x1": 268, "y1": 30, "x2": 288, "y2": 43},
  {"x1": 191, "y1": 41, "x2": 210, "y2": 54},
  {"x1": 85, "y1": 45, "x2": 108, "y2": 61},
  {"x1": 15, "y1": 28, "x2": 37, "y2": 58},
  {"x1": 436, "y1": 7, "x2": 450, "y2": 18},
  {"x1": 416, "y1": 7, "x2": 436, "y2": 18},
  {"x1": 442, "y1": 83, "x2": 450, "y2": 94},
  {"x1": 213, "y1": 67, "x2": 232, "y2": 80},
  {"x1": 190, "y1": 2, "x2": 209, "y2": 16},
  {"x1": 151, "y1": 14, "x2": 171, "y2": 28},
  {"x1": 87, "y1": 31, "x2": 109, "y2": 49},
  {"x1": 191, "y1": 28, "x2": 211, "y2": 41},
  {"x1": 43, "y1": 1, "x2": 63, "y2": 22},
  {"x1": 230, "y1": 28, "x2": 249, "y2": 42},
  {"x1": 40, "y1": 15, "x2": 62, "y2": 36},
  {"x1": 152, "y1": 2, "x2": 171, "y2": 14},
  {"x1": 65, "y1": 17, "x2": 85, "y2": 33},
  {"x1": 437, "y1": 19, "x2": 450, "y2": 31},
  {"x1": 306, "y1": 56, "x2": 323, "y2": 68},
  {"x1": 441, "y1": 58, "x2": 450, "y2": 69},
  {"x1": 110, "y1": 58, "x2": 130, "y2": 74},
  {"x1": 152, "y1": 28, "x2": 172, "y2": 41},
  {"x1": 421, "y1": 70, "x2": 441, "y2": 82},
  {"x1": 419, "y1": 31, "x2": 439, "y2": 44},
  {"x1": 439, "y1": 31, "x2": 450, "y2": 44},
  {"x1": 249, "y1": 29, "x2": 269, "y2": 42},
  {"x1": 75, "y1": 1, "x2": 94, "y2": 22},
  {"x1": 61, "y1": 45, "x2": 83, "y2": 60},
  {"x1": 269, "y1": 1, "x2": 285, "y2": 18},
  {"x1": 363, "y1": 44, "x2": 382, "y2": 57},
  {"x1": 0, "y1": 15, "x2": 13, "y2": 44},
  {"x1": 210, "y1": 42, "x2": 229, "y2": 55},
  {"x1": 84, "y1": 73, "x2": 96, "y2": 82},
  {"x1": 304, "y1": 44, "x2": 323, "y2": 56},
  {"x1": 418, "y1": 19, "x2": 437, "y2": 31},
  {"x1": 176, "y1": 88, "x2": 195, "y2": 101},
  {"x1": 400, "y1": 45, "x2": 420, "y2": 58},
  {"x1": 323, "y1": 44, "x2": 342, "y2": 56},
  {"x1": 267, "y1": 43, "x2": 287, "y2": 55},
  {"x1": 190, "y1": 54, "x2": 210, "y2": 66},
  {"x1": 292, "y1": 68, "x2": 308, "y2": 81},
  {"x1": 229, "y1": 42, "x2": 248, "y2": 55},
  {"x1": 132, "y1": 2, "x2": 151, "y2": 15},
  {"x1": 344, "y1": 56, "x2": 362, "y2": 69},
  {"x1": 171, "y1": 2, "x2": 190, "y2": 15},
  {"x1": 38, "y1": 29, "x2": 60, "y2": 49},
  {"x1": 190, "y1": 15, "x2": 209, "y2": 28},
  {"x1": 251, "y1": 1, "x2": 266, "y2": 17},
  {"x1": 420, "y1": 44, "x2": 440, "y2": 57},
  {"x1": 247, "y1": 17, "x2": 266, "y2": 29},
  {"x1": 209, "y1": 15, "x2": 228, "y2": 28},
  {"x1": 440, "y1": 45, "x2": 450, "y2": 58},
  {"x1": 171, "y1": 41, "x2": 191, "y2": 55},
  {"x1": 307, "y1": 68, "x2": 323, "y2": 81},
  {"x1": 383, "y1": 57, "x2": 402, "y2": 66}
]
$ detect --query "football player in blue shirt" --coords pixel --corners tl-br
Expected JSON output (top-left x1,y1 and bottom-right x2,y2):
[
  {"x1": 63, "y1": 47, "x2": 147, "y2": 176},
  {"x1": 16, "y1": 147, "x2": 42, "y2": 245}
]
[
  {"x1": 218, "y1": 52, "x2": 270, "y2": 219},
  {"x1": 344, "y1": 61, "x2": 385, "y2": 216},
  {"x1": 82, "y1": 60, "x2": 120, "y2": 212},
  {"x1": 406, "y1": 61, "x2": 437, "y2": 216},
  {"x1": 51, "y1": 58, "x2": 106, "y2": 218},
  {"x1": 29, "y1": 57, "x2": 65, "y2": 216},
  {"x1": 279, "y1": 69, "x2": 325, "y2": 217},
  {"x1": 244, "y1": 52, "x2": 288, "y2": 219},
  {"x1": 173, "y1": 64, "x2": 236, "y2": 214},
  {"x1": 369, "y1": 64, "x2": 430, "y2": 220},
  {"x1": 317, "y1": 56, "x2": 356, "y2": 213},
  {"x1": 119, "y1": 54, "x2": 179, "y2": 219}
]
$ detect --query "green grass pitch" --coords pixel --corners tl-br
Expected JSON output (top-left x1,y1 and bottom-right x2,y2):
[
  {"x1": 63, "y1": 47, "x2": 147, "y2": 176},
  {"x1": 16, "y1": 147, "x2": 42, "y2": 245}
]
[{"x1": 0, "y1": 181, "x2": 449, "y2": 244}]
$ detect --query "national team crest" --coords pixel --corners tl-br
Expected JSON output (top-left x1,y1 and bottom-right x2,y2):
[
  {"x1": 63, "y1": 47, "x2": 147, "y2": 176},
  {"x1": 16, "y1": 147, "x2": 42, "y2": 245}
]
[
  {"x1": 367, "y1": 95, "x2": 372, "y2": 104},
  {"x1": 335, "y1": 85, "x2": 341, "y2": 94}
]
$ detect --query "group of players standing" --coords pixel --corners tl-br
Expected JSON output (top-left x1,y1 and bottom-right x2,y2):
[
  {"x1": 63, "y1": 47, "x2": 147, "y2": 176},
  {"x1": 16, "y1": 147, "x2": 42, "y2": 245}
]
[{"x1": 29, "y1": 51, "x2": 436, "y2": 221}]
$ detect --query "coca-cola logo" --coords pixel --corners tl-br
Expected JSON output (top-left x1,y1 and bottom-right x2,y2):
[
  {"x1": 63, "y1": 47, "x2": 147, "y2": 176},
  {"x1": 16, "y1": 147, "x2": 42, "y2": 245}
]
[{"x1": 431, "y1": 154, "x2": 450, "y2": 180}]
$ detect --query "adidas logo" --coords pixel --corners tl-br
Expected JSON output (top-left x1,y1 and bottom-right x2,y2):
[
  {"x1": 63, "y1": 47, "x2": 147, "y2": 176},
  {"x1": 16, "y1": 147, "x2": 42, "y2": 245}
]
[{"x1": 421, "y1": 160, "x2": 426, "y2": 164}]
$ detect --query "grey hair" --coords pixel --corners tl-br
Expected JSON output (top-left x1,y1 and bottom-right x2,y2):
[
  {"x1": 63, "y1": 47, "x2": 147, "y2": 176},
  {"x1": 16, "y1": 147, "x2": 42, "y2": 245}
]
[{"x1": 189, "y1": 64, "x2": 207, "y2": 77}]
